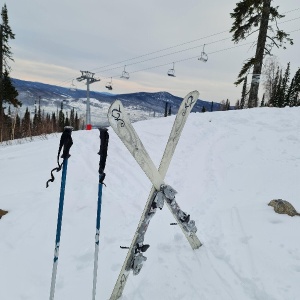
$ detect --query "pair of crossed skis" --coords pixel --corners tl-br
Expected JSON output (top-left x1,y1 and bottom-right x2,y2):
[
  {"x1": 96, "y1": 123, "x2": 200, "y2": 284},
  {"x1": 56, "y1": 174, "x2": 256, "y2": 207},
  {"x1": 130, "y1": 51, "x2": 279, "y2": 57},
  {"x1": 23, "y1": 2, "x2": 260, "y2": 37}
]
[
  {"x1": 108, "y1": 91, "x2": 203, "y2": 300},
  {"x1": 108, "y1": 92, "x2": 203, "y2": 250}
]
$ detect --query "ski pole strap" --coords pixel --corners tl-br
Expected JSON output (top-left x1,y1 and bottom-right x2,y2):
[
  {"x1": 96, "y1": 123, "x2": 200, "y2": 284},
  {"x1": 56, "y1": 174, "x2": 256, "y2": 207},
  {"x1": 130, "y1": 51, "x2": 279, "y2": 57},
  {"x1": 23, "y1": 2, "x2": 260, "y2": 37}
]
[
  {"x1": 46, "y1": 126, "x2": 73, "y2": 188},
  {"x1": 98, "y1": 127, "x2": 109, "y2": 185}
]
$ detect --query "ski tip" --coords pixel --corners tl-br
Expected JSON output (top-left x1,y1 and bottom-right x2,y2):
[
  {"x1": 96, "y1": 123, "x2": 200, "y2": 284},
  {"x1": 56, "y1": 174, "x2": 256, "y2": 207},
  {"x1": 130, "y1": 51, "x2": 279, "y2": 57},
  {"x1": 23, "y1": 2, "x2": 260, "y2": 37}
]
[
  {"x1": 187, "y1": 90, "x2": 199, "y2": 100},
  {"x1": 108, "y1": 99, "x2": 123, "y2": 111}
]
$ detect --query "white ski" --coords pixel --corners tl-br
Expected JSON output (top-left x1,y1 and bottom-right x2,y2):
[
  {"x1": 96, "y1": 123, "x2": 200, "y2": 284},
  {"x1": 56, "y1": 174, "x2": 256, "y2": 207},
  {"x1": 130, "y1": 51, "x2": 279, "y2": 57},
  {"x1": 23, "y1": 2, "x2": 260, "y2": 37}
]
[{"x1": 108, "y1": 91, "x2": 202, "y2": 300}]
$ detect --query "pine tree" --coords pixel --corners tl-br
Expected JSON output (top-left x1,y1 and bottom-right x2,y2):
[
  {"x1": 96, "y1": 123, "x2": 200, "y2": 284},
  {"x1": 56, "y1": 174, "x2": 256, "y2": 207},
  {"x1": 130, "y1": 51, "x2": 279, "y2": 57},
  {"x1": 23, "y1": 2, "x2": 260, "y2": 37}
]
[
  {"x1": 286, "y1": 68, "x2": 300, "y2": 106},
  {"x1": 51, "y1": 112, "x2": 57, "y2": 132},
  {"x1": 14, "y1": 113, "x2": 21, "y2": 139},
  {"x1": 293, "y1": 69, "x2": 300, "y2": 104},
  {"x1": 285, "y1": 77, "x2": 294, "y2": 106},
  {"x1": 282, "y1": 62, "x2": 290, "y2": 106},
  {"x1": 164, "y1": 102, "x2": 168, "y2": 117},
  {"x1": 230, "y1": 0, "x2": 293, "y2": 108},
  {"x1": 240, "y1": 76, "x2": 248, "y2": 109},
  {"x1": 0, "y1": 4, "x2": 20, "y2": 142},
  {"x1": 32, "y1": 106, "x2": 38, "y2": 135},
  {"x1": 225, "y1": 99, "x2": 231, "y2": 110},
  {"x1": 274, "y1": 70, "x2": 283, "y2": 107},
  {"x1": 58, "y1": 102, "x2": 65, "y2": 131},
  {"x1": 21, "y1": 107, "x2": 31, "y2": 138},
  {"x1": 74, "y1": 111, "x2": 79, "y2": 131},
  {"x1": 70, "y1": 108, "x2": 75, "y2": 127}
]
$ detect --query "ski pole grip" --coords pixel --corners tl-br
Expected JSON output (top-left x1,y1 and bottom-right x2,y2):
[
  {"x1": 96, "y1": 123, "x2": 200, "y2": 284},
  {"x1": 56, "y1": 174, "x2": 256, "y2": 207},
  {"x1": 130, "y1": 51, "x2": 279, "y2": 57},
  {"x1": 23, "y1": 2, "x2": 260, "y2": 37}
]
[
  {"x1": 60, "y1": 126, "x2": 73, "y2": 159},
  {"x1": 98, "y1": 127, "x2": 109, "y2": 184}
]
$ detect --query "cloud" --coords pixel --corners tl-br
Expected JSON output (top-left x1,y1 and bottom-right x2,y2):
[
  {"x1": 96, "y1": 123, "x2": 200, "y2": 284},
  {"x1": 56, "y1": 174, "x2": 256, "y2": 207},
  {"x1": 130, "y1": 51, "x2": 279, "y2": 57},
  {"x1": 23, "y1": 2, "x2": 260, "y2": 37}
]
[{"x1": 6, "y1": 0, "x2": 300, "y2": 102}]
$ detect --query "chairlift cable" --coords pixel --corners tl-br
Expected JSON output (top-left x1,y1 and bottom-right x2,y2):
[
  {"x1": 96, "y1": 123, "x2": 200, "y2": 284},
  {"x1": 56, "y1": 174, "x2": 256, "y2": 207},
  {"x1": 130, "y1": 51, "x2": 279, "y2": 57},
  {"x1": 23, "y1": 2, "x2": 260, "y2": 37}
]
[
  {"x1": 56, "y1": 22, "x2": 300, "y2": 88},
  {"x1": 102, "y1": 40, "x2": 256, "y2": 81},
  {"x1": 87, "y1": 26, "x2": 300, "y2": 82},
  {"x1": 89, "y1": 9, "x2": 300, "y2": 73},
  {"x1": 90, "y1": 16, "x2": 300, "y2": 76},
  {"x1": 89, "y1": 30, "x2": 229, "y2": 72},
  {"x1": 95, "y1": 37, "x2": 230, "y2": 75}
]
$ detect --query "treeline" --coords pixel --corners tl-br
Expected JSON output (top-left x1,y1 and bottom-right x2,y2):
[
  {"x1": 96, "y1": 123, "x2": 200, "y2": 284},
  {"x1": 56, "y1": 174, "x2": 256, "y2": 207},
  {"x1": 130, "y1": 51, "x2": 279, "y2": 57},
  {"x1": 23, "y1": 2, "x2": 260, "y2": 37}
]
[
  {"x1": 266, "y1": 63, "x2": 300, "y2": 107},
  {"x1": 1, "y1": 103, "x2": 83, "y2": 143},
  {"x1": 232, "y1": 61, "x2": 300, "y2": 109}
]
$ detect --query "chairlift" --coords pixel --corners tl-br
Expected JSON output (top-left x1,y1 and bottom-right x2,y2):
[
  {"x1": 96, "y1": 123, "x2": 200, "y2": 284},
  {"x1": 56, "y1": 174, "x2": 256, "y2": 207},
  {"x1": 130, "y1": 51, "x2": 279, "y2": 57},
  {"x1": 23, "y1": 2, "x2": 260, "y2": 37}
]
[
  {"x1": 120, "y1": 66, "x2": 130, "y2": 79},
  {"x1": 167, "y1": 62, "x2": 176, "y2": 77},
  {"x1": 198, "y1": 44, "x2": 208, "y2": 62},
  {"x1": 105, "y1": 77, "x2": 113, "y2": 90},
  {"x1": 69, "y1": 79, "x2": 77, "y2": 91}
]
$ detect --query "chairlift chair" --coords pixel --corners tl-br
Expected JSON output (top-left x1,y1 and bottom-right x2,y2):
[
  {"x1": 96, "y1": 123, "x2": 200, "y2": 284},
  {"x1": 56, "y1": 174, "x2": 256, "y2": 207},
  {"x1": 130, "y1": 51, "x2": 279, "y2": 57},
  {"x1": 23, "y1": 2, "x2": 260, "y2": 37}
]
[
  {"x1": 198, "y1": 44, "x2": 208, "y2": 62},
  {"x1": 69, "y1": 79, "x2": 77, "y2": 91},
  {"x1": 105, "y1": 77, "x2": 113, "y2": 90},
  {"x1": 167, "y1": 62, "x2": 176, "y2": 77},
  {"x1": 121, "y1": 66, "x2": 130, "y2": 79}
]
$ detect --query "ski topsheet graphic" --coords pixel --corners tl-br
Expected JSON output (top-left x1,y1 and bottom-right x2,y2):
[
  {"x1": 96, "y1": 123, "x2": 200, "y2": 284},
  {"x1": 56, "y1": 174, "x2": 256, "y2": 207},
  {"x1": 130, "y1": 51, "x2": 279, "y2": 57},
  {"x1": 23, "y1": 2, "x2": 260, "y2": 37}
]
[{"x1": 108, "y1": 91, "x2": 202, "y2": 300}]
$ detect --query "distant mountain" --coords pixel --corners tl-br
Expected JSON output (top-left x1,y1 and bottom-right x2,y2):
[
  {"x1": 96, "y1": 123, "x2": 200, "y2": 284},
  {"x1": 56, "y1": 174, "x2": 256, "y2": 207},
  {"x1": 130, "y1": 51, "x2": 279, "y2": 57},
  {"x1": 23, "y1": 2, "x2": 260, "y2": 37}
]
[{"x1": 12, "y1": 78, "x2": 219, "y2": 126}]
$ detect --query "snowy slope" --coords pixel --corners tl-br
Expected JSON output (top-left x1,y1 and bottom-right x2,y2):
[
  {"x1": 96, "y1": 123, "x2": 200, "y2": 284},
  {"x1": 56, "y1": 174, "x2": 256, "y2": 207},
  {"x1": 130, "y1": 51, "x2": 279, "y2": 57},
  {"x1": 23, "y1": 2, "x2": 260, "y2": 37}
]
[{"x1": 0, "y1": 106, "x2": 300, "y2": 300}]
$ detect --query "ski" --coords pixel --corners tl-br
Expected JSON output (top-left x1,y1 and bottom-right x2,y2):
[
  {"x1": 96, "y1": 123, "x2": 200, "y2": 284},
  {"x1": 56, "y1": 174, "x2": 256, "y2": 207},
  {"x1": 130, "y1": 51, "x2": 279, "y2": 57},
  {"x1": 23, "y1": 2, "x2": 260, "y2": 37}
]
[{"x1": 108, "y1": 91, "x2": 202, "y2": 300}]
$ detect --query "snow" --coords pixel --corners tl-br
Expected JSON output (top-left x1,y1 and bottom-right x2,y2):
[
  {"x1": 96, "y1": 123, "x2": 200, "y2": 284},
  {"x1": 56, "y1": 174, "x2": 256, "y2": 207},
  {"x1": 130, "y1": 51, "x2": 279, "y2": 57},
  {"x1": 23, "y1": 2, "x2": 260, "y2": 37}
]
[{"x1": 1, "y1": 106, "x2": 300, "y2": 300}]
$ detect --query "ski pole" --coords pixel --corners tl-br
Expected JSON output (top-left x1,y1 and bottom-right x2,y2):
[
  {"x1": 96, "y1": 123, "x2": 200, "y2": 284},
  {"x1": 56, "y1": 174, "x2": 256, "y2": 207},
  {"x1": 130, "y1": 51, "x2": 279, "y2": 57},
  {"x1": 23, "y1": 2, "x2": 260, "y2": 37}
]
[
  {"x1": 46, "y1": 126, "x2": 73, "y2": 300},
  {"x1": 92, "y1": 127, "x2": 109, "y2": 300}
]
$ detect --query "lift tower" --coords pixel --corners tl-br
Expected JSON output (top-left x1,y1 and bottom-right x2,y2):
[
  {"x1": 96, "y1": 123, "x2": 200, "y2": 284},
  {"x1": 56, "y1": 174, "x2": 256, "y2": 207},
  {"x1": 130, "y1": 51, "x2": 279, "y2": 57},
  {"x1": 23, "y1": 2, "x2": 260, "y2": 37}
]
[{"x1": 77, "y1": 71, "x2": 100, "y2": 130}]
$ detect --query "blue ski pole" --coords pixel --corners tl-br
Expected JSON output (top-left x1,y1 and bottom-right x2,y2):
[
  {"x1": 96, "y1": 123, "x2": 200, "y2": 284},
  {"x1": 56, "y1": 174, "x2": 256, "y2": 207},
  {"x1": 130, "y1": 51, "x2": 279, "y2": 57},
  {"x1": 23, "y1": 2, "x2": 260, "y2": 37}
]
[
  {"x1": 46, "y1": 126, "x2": 73, "y2": 300},
  {"x1": 92, "y1": 127, "x2": 109, "y2": 300}
]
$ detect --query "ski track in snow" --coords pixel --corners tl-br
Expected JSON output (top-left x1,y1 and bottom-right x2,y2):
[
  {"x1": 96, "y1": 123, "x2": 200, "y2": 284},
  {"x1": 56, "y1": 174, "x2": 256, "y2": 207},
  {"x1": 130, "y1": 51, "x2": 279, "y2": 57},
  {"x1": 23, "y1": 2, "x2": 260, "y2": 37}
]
[{"x1": 1, "y1": 107, "x2": 300, "y2": 299}]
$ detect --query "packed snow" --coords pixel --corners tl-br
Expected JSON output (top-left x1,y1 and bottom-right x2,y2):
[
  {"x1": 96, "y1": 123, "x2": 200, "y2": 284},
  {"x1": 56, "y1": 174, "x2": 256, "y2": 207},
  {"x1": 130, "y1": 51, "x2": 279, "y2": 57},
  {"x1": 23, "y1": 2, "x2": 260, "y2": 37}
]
[{"x1": 1, "y1": 105, "x2": 300, "y2": 300}]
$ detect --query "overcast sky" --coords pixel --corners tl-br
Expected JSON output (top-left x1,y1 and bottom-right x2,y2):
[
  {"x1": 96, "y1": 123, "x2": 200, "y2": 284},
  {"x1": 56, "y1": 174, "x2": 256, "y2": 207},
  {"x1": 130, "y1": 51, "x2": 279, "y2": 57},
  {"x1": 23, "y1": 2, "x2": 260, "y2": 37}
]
[{"x1": 5, "y1": 0, "x2": 300, "y2": 102}]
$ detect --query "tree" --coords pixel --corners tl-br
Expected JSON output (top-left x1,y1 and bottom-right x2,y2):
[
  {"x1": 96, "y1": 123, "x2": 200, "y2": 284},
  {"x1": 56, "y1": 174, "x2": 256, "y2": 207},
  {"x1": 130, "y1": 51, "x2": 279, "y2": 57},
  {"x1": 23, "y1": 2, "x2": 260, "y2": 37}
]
[
  {"x1": 70, "y1": 108, "x2": 75, "y2": 127},
  {"x1": 269, "y1": 66, "x2": 280, "y2": 106},
  {"x1": 240, "y1": 76, "x2": 248, "y2": 109},
  {"x1": 282, "y1": 62, "x2": 290, "y2": 106},
  {"x1": 58, "y1": 102, "x2": 65, "y2": 131},
  {"x1": 21, "y1": 107, "x2": 31, "y2": 138},
  {"x1": 286, "y1": 68, "x2": 300, "y2": 106},
  {"x1": 225, "y1": 99, "x2": 231, "y2": 110},
  {"x1": 51, "y1": 112, "x2": 57, "y2": 132},
  {"x1": 262, "y1": 56, "x2": 280, "y2": 103},
  {"x1": 274, "y1": 69, "x2": 283, "y2": 107},
  {"x1": 74, "y1": 111, "x2": 80, "y2": 131},
  {"x1": 164, "y1": 102, "x2": 168, "y2": 117},
  {"x1": 230, "y1": 0, "x2": 293, "y2": 108},
  {"x1": 0, "y1": 4, "x2": 20, "y2": 142}
]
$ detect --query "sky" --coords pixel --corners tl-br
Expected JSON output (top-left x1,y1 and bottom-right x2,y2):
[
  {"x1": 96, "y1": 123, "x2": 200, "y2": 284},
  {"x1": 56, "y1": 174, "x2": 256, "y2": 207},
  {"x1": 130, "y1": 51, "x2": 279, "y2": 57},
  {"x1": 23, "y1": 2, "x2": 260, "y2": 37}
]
[
  {"x1": 1, "y1": 105, "x2": 300, "y2": 299},
  {"x1": 4, "y1": 0, "x2": 300, "y2": 102}
]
